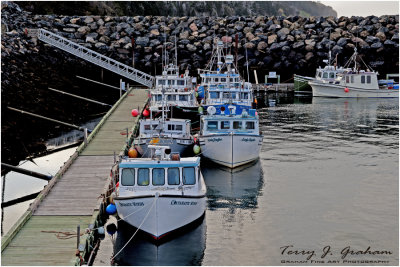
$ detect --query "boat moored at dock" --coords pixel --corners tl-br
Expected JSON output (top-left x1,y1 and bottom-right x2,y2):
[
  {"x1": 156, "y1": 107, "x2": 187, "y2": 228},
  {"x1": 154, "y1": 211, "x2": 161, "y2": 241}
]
[
  {"x1": 114, "y1": 145, "x2": 207, "y2": 240},
  {"x1": 198, "y1": 39, "x2": 254, "y2": 114},
  {"x1": 198, "y1": 106, "x2": 263, "y2": 168}
]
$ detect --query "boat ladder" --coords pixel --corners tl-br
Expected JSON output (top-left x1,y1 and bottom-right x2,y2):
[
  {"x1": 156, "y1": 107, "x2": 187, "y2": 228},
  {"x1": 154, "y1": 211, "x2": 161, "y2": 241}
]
[{"x1": 33, "y1": 28, "x2": 154, "y2": 88}]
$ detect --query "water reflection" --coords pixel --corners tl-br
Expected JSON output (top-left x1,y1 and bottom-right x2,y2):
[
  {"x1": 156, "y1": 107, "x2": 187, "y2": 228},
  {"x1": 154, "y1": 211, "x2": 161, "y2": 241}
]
[
  {"x1": 113, "y1": 219, "x2": 206, "y2": 266},
  {"x1": 202, "y1": 160, "x2": 264, "y2": 211}
]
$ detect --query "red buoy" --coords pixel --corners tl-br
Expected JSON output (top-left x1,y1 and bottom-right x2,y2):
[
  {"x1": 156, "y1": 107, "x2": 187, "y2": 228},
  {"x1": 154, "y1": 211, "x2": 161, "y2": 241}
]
[
  {"x1": 142, "y1": 109, "x2": 150, "y2": 117},
  {"x1": 344, "y1": 87, "x2": 349, "y2": 93},
  {"x1": 116, "y1": 182, "x2": 119, "y2": 188},
  {"x1": 131, "y1": 109, "x2": 139, "y2": 117}
]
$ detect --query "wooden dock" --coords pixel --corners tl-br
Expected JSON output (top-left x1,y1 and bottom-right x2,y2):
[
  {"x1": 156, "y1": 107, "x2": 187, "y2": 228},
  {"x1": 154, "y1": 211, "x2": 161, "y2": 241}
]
[
  {"x1": 252, "y1": 83, "x2": 294, "y2": 93},
  {"x1": 1, "y1": 88, "x2": 148, "y2": 265}
]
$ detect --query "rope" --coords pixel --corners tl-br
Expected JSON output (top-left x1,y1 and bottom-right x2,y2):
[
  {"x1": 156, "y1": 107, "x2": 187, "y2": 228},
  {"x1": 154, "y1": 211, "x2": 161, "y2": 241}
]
[
  {"x1": 41, "y1": 230, "x2": 84, "y2": 239},
  {"x1": 110, "y1": 197, "x2": 157, "y2": 261}
]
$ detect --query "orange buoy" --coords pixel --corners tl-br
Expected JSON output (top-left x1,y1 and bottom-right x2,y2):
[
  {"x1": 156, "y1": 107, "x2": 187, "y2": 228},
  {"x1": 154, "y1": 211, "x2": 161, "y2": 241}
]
[
  {"x1": 344, "y1": 87, "x2": 349, "y2": 93},
  {"x1": 128, "y1": 148, "x2": 138, "y2": 158}
]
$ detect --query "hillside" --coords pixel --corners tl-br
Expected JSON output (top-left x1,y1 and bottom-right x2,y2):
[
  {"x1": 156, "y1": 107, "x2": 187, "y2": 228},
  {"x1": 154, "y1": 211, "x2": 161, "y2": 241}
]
[{"x1": 17, "y1": 1, "x2": 337, "y2": 17}]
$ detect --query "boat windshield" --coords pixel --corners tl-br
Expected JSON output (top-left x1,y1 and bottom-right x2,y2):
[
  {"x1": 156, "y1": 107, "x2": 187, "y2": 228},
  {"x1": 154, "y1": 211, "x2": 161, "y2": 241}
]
[
  {"x1": 183, "y1": 167, "x2": 195, "y2": 185},
  {"x1": 120, "y1": 166, "x2": 198, "y2": 187}
]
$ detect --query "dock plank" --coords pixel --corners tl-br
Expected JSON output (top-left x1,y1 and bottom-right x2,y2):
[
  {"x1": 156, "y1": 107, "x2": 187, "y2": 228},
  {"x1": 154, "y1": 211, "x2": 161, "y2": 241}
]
[{"x1": 2, "y1": 88, "x2": 148, "y2": 265}]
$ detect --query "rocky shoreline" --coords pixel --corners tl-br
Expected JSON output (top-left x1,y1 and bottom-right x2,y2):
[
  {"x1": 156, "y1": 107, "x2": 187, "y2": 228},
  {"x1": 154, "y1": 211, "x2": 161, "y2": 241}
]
[{"x1": 1, "y1": 2, "x2": 399, "y2": 164}]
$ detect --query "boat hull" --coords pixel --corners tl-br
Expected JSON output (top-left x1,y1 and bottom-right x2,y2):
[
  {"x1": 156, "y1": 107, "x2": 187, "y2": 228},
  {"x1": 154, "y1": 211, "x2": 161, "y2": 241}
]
[
  {"x1": 199, "y1": 133, "x2": 263, "y2": 168},
  {"x1": 133, "y1": 138, "x2": 193, "y2": 157},
  {"x1": 309, "y1": 81, "x2": 399, "y2": 98},
  {"x1": 114, "y1": 195, "x2": 206, "y2": 240}
]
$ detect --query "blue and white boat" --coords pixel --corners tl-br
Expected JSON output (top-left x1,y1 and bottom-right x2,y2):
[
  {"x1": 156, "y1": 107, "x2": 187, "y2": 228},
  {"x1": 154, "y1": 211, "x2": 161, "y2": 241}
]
[
  {"x1": 198, "y1": 106, "x2": 263, "y2": 168},
  {"x1": 114, "y1": 145, "x2": 207, "y2": 240},
  {"x1": 197, "y1": 39, "x2": 254, "y2": 115}
]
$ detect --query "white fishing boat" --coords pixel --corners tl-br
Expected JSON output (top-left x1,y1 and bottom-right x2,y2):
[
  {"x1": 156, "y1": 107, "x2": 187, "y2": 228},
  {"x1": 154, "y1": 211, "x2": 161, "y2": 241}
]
[
  {"x1": 150, "y1": 41, "x2": 198, "y2": 113},
  {"x1": 309, "y1": 48, "x2": 399, "y2": 98},
  {"x1": 198, "y1": 105, "x2": 263, "y2": 168},
  {"x1": 197, "y1": 39, "x2": 254, "y2": 114},
  {"x1": 294, "y1": 50, "x2": 349, "y2": 92},
  {"x1": 114, "y1": 145, "x2": 207, "y2": 240},
  {"x1": 150, "y1": 64, "x2": 198, "y2": 111},
  {"x1": 134, "y1": 90, "x2": 194, "y2": 157}
]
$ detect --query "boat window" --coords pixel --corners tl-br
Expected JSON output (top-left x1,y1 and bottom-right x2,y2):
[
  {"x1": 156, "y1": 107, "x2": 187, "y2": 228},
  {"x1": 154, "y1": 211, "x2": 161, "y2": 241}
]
[
  {"x1": 233, "y1": 121, "x2": 242, "y2": 129},
  {"x1": 176, "y1": 125, "x2": 183, "y2": 131},
  {"x1": 231, "y1": 93, "x2": 237, "y2": 99},
  {"x1": 351, "y1": 76, "x2": 354, "y2": 83},
  {"x1": 177, "y1": 80, "x2": 185, "y2": 86},
  {"x1": 183, "y1": 167, "x2": 195, "y2": 185},
  {"x1": 179, "y1": 95, "x2": 188, "y2": 101},
  {"x1": 323, "y1": 72, "x2": 328, "y2": 78},
  {"x1": 206, "y1": 78, "x2": 210, "y2": 83},
  {"x1": 210, "y1": 92, "x2": 219, "y2": 99},
  {"x1": 152, "y1": 168, "x2": 165, "y2": 185},
  {"x1": 230, "y1": 78, "x2": 234, "y2": 82},
  {"x1": 346, "y1": 76, "x2": 350, "y2": 83},
  {"x1": 215, "y1": 78, "x2": 219, "y2": 82},
  {"x1": 207, "y1": 121, "x2": 218, "y2": 130},
  {"x1": 137, "y1": 168, "x2": 149, "y2": 186},
  {"x1": 223, "y1": 92, "x2": 230, "y2": 99},
  {"x1": 221, "y1": 78, "x2": 226, "y2": 82},
  {"x1": 168, "y1": 80, "x2": 174, "y2": 85},
  {"x1": 121, "y1": 169, "x2": 135, "y2": 186},
  {"x1": 156, "y1": 94, "x2": 162, "y2": 101},
  {"x1": 317, "y1": 71, "x2": 322, "y2": 78},
  {"x1": 197, "y1": 167, "x2": 201, "y2": 182},
  {"x1": 241, "y1": 92, "x2": 249, "y2": 99},
  {"x1": 168, "y1": 124, "x2": 175, "y2": 131},
  {"x1": 158, "y1": 79, "x2": 166, "y2": 85},
  {"x1": 168, "y1": 168, "x2": 180, "y2": 185},
  {"x1": 329, "y1": 72, "x2": 335, "y2": 79},
  {"x1": 245, "y1": 121, "x2": 255, "y2": 129},
  {"x1": 167, "y1": 95, "x2": 175, "y2": 101},
  {"x1": 361, "y1": 75, "x2": 365, "y2": 84},
  {"x1": 367, "y1": 76, "x2": 371, "y2": 84},
  {"x1": 221, "y1": 121, "x2": 230, "y2": 129},
  {"x1": 144, "y1": 124, "x2": 157, "y2": 131}
]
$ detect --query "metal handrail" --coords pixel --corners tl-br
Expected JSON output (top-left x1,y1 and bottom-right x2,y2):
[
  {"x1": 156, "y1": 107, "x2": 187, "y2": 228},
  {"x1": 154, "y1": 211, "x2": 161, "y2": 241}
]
[{"x1": 37, "y1": 29, "x2": 154, "y2": 88}]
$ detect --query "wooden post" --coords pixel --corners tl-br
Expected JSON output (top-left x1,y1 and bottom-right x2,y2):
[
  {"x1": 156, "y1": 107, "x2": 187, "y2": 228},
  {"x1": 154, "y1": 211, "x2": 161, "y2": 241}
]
[
  {"x1": 84, "y1": 128, "x2": 88, "y2": 145},
  {"x1": 119, "y1": 79, "x2": 122, "y2": 98},
  {"x1": 77, "y1": 224, "x2": 80, "y2": 249}
]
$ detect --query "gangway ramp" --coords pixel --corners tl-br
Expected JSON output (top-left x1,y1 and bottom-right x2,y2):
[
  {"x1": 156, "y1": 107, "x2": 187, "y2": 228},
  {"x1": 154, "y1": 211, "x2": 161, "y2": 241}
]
[{"x1": 35, "y1": 28, "x2": 154, "y2": 88}]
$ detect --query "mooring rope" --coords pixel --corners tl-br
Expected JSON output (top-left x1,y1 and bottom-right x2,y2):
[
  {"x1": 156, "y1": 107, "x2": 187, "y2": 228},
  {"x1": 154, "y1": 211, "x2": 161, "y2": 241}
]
[{"x1": 110, "y1": 197, "x2": 157, "y2": 261}]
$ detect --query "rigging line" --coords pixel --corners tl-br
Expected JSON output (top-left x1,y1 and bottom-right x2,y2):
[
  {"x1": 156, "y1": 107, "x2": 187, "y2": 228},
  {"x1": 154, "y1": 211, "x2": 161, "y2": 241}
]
[{"x1": 110, "y1": 197, "x2": 157, "y2": 261}]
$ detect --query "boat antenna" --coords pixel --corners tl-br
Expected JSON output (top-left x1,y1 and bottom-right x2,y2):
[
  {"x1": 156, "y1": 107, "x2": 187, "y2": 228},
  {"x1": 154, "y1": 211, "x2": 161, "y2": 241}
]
[
  {"x1": 328, "y1": 29, "x2": 332, "y2": 66},
  {"x1": 174, "y1": 35, "x2": 178, "y2": 69},
  {"x1": 245, "y1": 46, "x2": 250, "y2": 82}
]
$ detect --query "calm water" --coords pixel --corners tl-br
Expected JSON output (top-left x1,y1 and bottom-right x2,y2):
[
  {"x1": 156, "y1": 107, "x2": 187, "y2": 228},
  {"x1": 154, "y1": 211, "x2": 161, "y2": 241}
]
[
  {"x1": 1, "y1": 118, "x2": 101, "y2": 236},
  {"x1": 106, "y1": 96, "x2": 398, "y2": 266}
]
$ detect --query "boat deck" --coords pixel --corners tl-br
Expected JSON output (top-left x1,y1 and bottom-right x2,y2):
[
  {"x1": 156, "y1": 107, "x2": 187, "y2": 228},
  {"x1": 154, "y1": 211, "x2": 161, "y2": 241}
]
[{"x1": 1, "y1": 88, "x2": 148, "y2": 265}]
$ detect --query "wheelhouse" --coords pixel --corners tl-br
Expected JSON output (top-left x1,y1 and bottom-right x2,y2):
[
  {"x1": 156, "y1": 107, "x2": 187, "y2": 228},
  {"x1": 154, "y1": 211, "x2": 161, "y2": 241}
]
[
  {"x1": 200, "y1": 109, "x2": 259, "y2": 135},
  {"x1": 118, "y1": 156, "x2": 202, "y2": 196},
  {"x1": 139, "y1": 119, "x2": 192, "y2": 139}
]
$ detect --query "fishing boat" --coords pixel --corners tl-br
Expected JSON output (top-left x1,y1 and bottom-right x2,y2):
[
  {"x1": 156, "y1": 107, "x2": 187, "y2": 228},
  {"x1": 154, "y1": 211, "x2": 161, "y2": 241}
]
[
  {"x1": 150, "y1": 64, "x2": 198, "y2": 112},
  {"x1": 134, "y1": 87, "x2": 194, "y2": 157},
  {"x1": 114, "y1": 145, "x2": 207, "y2": 240},
  {"x1": 197, "y1": 39, "x2": 254, "y2": 115},
  {"x1": 150, "y1": 41, "x2": 198, "y2": 117},
  {"x1": 309, "y1": 48, "x2": 399, "y2": 98},
  {"x1": 198, "y1": 105, "x2": 263, "y2": 168},
  {"x1": 294, "y1": 50, "x2": 349, "y2": 92}
]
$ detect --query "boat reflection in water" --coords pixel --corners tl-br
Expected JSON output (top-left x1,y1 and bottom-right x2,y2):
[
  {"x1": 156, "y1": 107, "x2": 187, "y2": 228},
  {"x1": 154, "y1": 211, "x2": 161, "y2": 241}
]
[
  {"x1": 202, "y1": 160, "x2": 264, "y2": 210},
  {"x1": 112, "y1": 218, "x2": 206, "y2": 266}
]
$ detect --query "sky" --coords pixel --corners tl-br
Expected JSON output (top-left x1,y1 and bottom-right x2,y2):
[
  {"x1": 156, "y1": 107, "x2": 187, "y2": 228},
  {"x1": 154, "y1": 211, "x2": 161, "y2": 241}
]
[{"x1": 320, "y1": 1, "x2": 399, "y2": 17}]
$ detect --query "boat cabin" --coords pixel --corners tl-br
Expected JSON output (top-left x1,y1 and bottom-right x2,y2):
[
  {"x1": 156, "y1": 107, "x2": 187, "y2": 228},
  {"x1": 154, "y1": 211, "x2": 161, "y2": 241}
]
[
  {"x1": 201, "y1": 109, "x2": 259, "y2": 135},
  {"x1": 139, "y1": 119, "x2": 192, "y2": 139},
  {"x1": 339, "y1": 70, "x2": 379, "y2": 89},
  {"x1": 118, "y1": 147, "x2": 202, "y2": 196}
]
